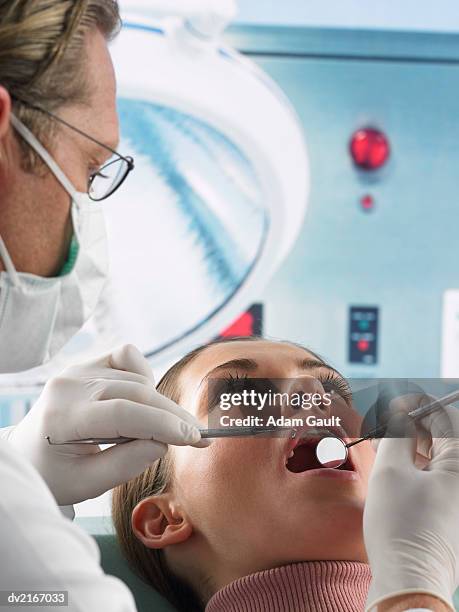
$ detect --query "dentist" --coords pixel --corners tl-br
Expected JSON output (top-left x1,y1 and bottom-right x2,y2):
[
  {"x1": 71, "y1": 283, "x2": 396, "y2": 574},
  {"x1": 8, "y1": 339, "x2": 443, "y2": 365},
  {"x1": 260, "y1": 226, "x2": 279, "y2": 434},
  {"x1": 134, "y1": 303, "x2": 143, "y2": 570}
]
[
  {"x1": 0, "y1": 1, "x2": 206, "y2": 609},
  {"x1": 0, "y1": 1, "x2": 458, "y2": 611}
]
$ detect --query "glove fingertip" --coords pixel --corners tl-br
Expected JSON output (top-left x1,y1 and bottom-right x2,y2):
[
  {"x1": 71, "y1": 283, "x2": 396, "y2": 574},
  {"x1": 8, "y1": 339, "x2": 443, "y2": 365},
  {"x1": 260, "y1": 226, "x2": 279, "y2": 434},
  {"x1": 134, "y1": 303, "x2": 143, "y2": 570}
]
[
  {"x1": 110, "y1": 344, "x2": 155, "y2": 383},
  {"x1": 192, "y1": 437, "x2": 214, "y2": 448},
  {"x1": 134, "y1": 439, "x2": 168, "y2": 462}
]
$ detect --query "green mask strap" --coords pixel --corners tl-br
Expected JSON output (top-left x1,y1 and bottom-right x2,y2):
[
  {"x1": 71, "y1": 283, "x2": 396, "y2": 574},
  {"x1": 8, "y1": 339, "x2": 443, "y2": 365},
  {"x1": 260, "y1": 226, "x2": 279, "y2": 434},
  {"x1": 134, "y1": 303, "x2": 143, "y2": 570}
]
[{"x1": 59, "y1": 237, "x2": 80, "y2": 277}]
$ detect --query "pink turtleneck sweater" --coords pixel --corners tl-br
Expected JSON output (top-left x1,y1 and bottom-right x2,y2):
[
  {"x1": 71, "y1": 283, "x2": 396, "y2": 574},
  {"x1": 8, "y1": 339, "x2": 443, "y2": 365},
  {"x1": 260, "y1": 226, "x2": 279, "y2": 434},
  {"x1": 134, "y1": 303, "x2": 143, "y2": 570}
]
[{"x1": 205, "y1": 561, "x2": 371, "y2": 612}]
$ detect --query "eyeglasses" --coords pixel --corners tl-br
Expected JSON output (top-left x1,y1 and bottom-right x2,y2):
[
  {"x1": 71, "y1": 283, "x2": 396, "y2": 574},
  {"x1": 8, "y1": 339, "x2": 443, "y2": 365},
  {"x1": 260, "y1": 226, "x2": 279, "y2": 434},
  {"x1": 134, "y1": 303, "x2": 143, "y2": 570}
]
[{"x1": 11, "y1": 97, "x2": 134, "y2": 201}]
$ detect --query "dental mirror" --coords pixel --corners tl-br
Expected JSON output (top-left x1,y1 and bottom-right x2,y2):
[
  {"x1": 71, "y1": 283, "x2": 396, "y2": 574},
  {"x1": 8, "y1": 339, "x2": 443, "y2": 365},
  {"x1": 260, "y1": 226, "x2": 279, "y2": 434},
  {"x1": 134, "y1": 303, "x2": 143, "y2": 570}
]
[{"x1": 315, "y1": 436, "x2": 348, "y2": 468}]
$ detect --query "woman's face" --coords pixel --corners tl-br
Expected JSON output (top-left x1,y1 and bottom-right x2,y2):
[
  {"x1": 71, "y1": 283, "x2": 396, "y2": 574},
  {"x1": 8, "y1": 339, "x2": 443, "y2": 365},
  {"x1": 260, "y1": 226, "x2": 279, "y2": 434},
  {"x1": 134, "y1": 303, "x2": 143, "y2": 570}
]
[{"x1": 165, "y1": 340, "x2": 375, "y2": 584}]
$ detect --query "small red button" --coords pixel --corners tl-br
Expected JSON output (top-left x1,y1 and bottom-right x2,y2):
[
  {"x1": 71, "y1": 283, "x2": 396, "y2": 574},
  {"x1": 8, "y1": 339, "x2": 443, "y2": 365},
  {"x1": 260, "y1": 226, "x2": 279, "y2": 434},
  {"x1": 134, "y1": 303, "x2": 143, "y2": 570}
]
[
  {"x1": 357, "y1": 339, "x2": 370, "y2": 352},
  {"x1": 361, "y1": 195, "x2": 374, "y2": 211},
  {"x1": 350, "y1": 128, "x2": 390, "y2": 170}
]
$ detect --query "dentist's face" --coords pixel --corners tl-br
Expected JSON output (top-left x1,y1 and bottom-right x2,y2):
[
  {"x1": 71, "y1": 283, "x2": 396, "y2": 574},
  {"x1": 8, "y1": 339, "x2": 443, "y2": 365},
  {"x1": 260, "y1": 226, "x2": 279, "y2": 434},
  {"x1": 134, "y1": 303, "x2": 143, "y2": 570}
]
[
  {"x1": 169, "y1": 340, "x2": 375, "y2": 583},
  {"x1": 0, "y1": 28, "x2": 119, "y2": 278}
]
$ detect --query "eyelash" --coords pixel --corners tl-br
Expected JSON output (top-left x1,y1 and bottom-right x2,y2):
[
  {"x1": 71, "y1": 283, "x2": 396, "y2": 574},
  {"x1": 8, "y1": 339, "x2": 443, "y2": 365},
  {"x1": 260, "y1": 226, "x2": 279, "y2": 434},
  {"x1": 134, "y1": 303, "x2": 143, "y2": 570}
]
[
  {"x1": 222, "y1": 372, "x2": 249, "y2": 388},
  {"x1": 207, "y1": 373, "x2": 252, "y2": 413},
  {"x1": 88, "y1": 165, "x2": 99, "y2": 180},
  {"x1": 317, "y1": 371, "x2": 353, "y2": 404}
]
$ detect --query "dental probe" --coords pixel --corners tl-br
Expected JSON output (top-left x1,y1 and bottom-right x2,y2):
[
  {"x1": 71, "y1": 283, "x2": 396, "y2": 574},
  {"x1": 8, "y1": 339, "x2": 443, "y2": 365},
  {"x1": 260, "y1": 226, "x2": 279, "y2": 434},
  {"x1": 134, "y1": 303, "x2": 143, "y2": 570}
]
[
  {"x1": 46, "y1": 426, "x2": 297, "y2": 446},
  {"x1": 345, "y1": 387, "x2": 459, "y2": 449}
]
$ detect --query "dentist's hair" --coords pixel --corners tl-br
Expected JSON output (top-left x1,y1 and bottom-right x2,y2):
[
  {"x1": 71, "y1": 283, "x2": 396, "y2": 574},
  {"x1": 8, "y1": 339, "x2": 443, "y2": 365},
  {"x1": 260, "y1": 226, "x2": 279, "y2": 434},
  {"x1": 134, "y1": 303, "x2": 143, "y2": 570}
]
[
  {"x1": 0, "y1": 0, "x2": 120, "y2": 170},
  {"x1": 112, "y1": 336, "x2": 263, "y2": 612}
]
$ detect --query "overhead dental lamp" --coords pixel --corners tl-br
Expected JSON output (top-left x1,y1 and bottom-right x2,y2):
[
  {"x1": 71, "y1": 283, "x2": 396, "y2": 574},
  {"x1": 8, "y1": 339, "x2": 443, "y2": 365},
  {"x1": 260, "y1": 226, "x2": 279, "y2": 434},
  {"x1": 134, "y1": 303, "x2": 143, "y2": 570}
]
[{"x1": 0, "y1": 0, "x2": 309, "y2": 385}]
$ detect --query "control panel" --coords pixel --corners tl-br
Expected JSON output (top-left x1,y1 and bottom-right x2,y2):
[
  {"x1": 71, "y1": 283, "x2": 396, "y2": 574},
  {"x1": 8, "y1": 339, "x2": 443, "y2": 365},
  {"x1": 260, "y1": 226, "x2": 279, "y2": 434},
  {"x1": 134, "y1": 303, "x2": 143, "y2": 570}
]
[{"x1": 348, "y1": 307, "x2": 379, "y2": 365}]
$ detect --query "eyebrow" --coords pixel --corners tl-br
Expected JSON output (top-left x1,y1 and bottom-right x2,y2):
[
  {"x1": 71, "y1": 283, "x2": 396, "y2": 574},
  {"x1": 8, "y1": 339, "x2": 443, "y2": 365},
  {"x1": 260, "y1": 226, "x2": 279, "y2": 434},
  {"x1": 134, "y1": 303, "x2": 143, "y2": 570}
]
[
  {"x1": 296, "y1": 358, "x2": 338, "y2": 374},
  {"x1": 202, "y1": 358, "x2": 258, "y2": 385},
  {"x1": 200, "y1": 356, "x2": 339, "y2": 389}
]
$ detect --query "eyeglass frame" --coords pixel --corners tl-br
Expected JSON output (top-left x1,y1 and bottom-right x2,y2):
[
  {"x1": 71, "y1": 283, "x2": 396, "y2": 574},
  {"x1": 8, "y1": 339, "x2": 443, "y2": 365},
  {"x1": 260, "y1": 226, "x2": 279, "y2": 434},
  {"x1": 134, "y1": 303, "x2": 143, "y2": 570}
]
[{"x1": 10, "y1": 96, "x2": 135, "y2": 201}]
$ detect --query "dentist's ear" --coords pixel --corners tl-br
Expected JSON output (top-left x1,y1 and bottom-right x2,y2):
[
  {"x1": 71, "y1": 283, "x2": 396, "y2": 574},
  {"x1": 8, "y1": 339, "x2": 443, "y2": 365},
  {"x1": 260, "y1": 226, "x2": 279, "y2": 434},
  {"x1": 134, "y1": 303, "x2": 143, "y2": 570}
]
[{"x1": 132, "y1": 495, "x2": 193, "y2": 549}]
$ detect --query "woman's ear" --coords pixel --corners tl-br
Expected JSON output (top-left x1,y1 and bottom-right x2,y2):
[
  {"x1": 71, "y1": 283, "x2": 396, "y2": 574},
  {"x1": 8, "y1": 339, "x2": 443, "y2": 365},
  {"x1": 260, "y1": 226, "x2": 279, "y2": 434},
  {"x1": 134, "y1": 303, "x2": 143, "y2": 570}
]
[
  {"x1": 132, "y1": 495, "x2": 193, "y2": 550},
  {"x1": 0, "y1": 87, "x2": 11, "y2": 169},
  {"x1": 0, "y1": 87, "x2": 11, "y2": 139}
]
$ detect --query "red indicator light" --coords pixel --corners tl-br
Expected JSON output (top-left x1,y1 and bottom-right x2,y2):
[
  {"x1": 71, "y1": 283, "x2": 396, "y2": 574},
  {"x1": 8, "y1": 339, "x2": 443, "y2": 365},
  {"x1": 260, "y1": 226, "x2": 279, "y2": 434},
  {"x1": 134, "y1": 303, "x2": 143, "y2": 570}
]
[
  {"x1": 350, "y1": 128, "x2": 390, "y2": 170},
  {"x1": 360, "y1": 195, "x2": 374, "y2": 211},
  {"x1": 221, "y1": 311, "x2": 254, "y2": 337},
  {"x1": 220, "y1": 304, "x2": 264, "y2": 338},
  {"x1": 357, "y1": 339, "x2": 370, "y2": 352}
]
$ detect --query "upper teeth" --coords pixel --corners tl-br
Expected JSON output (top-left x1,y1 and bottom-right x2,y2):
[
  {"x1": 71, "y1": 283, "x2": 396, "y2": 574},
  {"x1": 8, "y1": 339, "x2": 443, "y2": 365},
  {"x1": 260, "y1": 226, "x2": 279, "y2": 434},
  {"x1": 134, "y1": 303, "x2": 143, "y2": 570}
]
[
  {"x1": 288, "y1": 450, "x2": 294, "y2": 459},
  {"x1": 308, "y1": 428, "x2": 333, "y2": 436}
]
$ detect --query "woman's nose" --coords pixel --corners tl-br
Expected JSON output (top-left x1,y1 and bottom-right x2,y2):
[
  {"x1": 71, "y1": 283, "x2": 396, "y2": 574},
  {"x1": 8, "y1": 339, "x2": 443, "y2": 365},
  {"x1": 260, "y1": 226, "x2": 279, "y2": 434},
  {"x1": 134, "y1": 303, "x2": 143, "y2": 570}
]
[{"x1": 280, "y1": 376, "x2": 331, "y2": 418}]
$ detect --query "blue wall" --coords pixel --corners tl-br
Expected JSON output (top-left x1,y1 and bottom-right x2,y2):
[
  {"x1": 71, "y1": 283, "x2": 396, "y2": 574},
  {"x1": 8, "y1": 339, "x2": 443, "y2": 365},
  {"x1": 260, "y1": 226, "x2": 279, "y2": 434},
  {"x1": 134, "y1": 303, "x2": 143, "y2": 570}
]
[
  {"x1": 224, "y1": 25, "x2": 459, "y2": 378},
  {"x1": 236, "y1": 0, "x2": 459, "y2": 32}
]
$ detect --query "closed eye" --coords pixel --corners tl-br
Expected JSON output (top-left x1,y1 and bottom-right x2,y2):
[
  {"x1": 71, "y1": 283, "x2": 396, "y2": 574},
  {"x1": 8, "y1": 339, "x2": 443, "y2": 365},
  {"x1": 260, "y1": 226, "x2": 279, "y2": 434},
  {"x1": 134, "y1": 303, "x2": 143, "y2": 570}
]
[
  {"x1": 316, "y1": 370, "x2": 352, "y2": 405},
  {"x1": 207, "y1": 375, "x2": 281, "y2": 412}
]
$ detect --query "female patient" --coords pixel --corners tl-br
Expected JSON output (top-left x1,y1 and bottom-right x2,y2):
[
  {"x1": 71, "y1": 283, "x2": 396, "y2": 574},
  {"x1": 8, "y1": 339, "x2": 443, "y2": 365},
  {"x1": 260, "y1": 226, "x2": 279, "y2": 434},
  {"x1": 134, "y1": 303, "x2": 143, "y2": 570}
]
[{"x1": 112, "y1": 337, "x2": 375, "y2": 611}]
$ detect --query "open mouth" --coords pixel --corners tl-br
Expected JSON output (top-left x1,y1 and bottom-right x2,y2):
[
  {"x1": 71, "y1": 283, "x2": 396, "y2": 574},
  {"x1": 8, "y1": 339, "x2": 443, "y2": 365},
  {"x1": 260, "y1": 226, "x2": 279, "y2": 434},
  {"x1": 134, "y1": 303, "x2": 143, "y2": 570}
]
[{"x1": 285, "y1": 435, "x2": 355, "y2": 473}]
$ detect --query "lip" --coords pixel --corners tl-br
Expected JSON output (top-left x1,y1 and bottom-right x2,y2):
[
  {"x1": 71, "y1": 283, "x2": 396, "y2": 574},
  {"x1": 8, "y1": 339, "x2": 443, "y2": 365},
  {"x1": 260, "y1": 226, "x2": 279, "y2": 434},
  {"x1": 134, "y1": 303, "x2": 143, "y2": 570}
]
[
  {"x1": 283, "y1": 425, "x2": 358, "y2": 475},
  {"x1": 288, "y1": 467, "x2": 360, "y2": 481}
]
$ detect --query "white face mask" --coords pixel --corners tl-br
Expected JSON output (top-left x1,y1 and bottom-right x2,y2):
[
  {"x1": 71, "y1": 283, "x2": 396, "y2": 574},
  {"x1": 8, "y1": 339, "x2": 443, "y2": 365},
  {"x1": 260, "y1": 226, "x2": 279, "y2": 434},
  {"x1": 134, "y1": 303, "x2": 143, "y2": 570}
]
[{"x1": 0, "y1": 114, "x2": 109, "y2": 373}]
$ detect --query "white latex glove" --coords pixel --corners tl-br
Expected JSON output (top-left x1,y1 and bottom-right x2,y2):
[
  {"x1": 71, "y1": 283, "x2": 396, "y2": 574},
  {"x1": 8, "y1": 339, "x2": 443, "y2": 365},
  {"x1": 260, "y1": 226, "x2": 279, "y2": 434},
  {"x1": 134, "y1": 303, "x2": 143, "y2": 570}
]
[
  {"x1": 364, "y1": 404, "x2": 459, "y2": 612},
  {"x1": 3, "y1": 344, "x2": 209, "y2": 506}
]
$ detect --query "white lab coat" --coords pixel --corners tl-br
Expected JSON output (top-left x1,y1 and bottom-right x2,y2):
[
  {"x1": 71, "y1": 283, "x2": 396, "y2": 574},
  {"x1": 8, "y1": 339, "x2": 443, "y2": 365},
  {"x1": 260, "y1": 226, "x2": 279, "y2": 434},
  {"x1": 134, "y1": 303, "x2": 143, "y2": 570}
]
[{"x1": 0, "y1": 439, "x2": 137, "y2": 612}]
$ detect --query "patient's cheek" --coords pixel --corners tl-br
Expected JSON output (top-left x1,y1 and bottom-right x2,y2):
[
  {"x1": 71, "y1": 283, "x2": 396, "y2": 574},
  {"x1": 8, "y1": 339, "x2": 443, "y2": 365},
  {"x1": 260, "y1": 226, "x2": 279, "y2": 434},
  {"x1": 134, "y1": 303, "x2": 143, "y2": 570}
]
[
  {"x1": 172, "y1": 440, "x2": 259, "y2": 529},
  {"x1": 173, "y1": 438, "x2": 265, "y2": 494}
]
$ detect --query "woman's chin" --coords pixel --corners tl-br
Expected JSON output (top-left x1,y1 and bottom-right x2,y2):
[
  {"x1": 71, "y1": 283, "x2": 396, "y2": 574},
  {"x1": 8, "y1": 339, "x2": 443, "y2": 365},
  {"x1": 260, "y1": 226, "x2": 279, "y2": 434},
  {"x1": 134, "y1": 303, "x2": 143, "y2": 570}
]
[{"x1": 280, "y1": 504, "x2": 365, "y2": 557}]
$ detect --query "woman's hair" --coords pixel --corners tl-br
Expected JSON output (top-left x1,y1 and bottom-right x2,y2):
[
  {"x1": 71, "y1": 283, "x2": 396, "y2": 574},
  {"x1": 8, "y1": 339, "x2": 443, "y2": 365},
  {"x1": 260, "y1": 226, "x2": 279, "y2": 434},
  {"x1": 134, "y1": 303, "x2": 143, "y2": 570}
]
[
  {"x1": 0, "y1": 0, "x2": 121, "y2": 170},
  {"x1": 112, "y1": 336, "x2": 263, "y2": 612}
]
